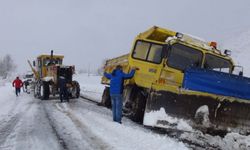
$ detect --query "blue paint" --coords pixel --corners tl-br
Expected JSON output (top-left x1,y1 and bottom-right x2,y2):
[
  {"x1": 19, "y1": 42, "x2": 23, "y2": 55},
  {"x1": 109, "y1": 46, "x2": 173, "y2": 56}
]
[{"x1": 183, "y1": 68, "x2": 250, "y2": 100}]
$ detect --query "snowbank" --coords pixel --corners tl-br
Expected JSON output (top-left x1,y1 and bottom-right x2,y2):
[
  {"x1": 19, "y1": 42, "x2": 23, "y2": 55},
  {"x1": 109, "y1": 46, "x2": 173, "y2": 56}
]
[
  {"x1": 143, "y1": 108, "x2": 193, "y2": 132},
  {"x1": 74, "y1": 73, "x2": 105, "y2": 102}
]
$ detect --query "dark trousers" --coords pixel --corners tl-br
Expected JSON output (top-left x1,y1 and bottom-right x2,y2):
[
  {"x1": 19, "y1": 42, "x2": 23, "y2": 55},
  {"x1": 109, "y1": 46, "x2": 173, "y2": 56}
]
[
  {"x1": 60, "y1": 88, "x2": 69, "y2": 102},
  {"x1": 15, "y1": 88, "x2": 21, "y2": 96}
]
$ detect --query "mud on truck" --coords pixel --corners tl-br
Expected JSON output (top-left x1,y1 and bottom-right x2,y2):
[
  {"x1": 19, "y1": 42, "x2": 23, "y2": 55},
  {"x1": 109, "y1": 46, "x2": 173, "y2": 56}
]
[
  {"x1": 101, "y1": 26, "x2": 250, "y2": 135},
  {"x1": 28, "y1": 51, "x2": 80, "y2": 100}
]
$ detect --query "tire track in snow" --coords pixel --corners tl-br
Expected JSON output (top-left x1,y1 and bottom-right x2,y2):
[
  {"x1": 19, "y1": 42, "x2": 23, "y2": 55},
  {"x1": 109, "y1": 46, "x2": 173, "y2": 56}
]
[
  {"x1": 0, "y1": 98, "x2": 33, "y2": 148},
  {"x1": 54, "y1": 102, "x2": 111, "y2": 150},
  {"x1": 43, "y1": 104, "x2": 69, "y2": 150},
  {"x1": 78, "y1": 96, "x2": 224, "y2": 149},
  {"x1": 0, "y1": 114, "x2": 21, "y2": 147}
]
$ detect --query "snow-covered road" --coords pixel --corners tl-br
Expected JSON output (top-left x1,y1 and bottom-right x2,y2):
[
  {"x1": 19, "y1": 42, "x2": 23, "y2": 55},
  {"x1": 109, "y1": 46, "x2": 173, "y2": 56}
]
[
  {"x1": 1, "y1": 77, "x2": 250, "y2": 150},
  {"x1": 0, "y1": 84, "x2": 62, "y2": 150},
  {"x1": 0, "y1": 83, "x2": 187, "y2": 150}
]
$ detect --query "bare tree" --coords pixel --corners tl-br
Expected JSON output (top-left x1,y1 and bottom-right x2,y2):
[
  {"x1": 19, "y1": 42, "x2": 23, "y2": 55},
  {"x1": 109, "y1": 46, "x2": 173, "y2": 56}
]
[{"x1": 0, "y1": 54, "x2": 16, "y2": 79}]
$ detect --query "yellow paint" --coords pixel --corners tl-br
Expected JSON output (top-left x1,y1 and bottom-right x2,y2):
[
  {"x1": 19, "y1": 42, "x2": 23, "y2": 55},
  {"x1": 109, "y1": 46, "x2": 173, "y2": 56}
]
[{"x1": 102, "y1": 26, "x2": 246, "y2": 103}]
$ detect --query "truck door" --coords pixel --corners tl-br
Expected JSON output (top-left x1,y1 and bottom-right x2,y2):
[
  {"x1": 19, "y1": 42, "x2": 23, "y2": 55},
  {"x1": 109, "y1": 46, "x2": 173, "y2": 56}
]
[
  {"x1": 129, "y1": 40, "x2": 164, "y2": 88},
  {"x1": 162, "y1": 43, "x2": 203, "y2": 88}
]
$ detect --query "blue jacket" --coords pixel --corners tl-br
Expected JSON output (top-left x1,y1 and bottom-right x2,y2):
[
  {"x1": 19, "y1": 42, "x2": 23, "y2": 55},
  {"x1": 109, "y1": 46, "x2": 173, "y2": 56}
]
[{"x1": 104, "y1": 69, "x2": 135, "y2": 95}]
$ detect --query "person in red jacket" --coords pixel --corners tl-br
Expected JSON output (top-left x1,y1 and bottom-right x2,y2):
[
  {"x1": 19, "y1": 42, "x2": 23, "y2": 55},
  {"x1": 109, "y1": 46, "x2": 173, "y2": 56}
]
[{"x1": 12, "y1": 77, "x2": 23, "y2": 96}]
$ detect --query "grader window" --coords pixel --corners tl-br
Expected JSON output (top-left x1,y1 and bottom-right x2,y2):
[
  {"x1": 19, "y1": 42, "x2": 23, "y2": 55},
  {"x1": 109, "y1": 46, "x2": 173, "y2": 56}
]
[
  {"x1": 132, "y1": 40, "x2": 163, "y2": 64},
  {"x1": 43, "y1": 58, "x2": 62, "y2": 66},
  {"x1": 167, "y1": 43, "x2": 203, "y2": 71},
  {"x1": 43, "y1": 58, "x2": 51, "y2": 66}
]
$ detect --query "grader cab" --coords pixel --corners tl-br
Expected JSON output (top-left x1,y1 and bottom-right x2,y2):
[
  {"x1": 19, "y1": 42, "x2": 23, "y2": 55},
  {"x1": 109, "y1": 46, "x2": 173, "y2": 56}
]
[{"x1": 28, "y1": 51, "x2": 80, "y2": 100}]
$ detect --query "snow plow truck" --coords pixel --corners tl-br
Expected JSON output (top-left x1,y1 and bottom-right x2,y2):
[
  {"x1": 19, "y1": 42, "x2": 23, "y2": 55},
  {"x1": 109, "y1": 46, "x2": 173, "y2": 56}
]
[
  {"x1": 28, "y1": 50, "x2": 80, "y2": 100},
  {"x1": 101, "y1": 26, "x2": 250, "y2": 135}
]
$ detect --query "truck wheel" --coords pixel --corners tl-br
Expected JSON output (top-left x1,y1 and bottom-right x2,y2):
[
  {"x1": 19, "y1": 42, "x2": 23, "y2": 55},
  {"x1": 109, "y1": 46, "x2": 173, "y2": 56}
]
[
  {"x1": 72, "y1": 81, "x2": 80, "y2": 98},
  {"x1": 40, "y1": 81, "x2": 50, "y2": 100},
  {"x1": 129, "y1": 88, "x2": 147, "y2": 123},
  {"x1": 101, "y1": 87, "x2": 111, "y2": 108}
]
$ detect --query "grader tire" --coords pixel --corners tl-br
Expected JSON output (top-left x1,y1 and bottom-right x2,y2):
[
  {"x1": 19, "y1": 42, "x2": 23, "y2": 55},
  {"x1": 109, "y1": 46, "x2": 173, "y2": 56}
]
[
  {"x1": 74, "y1": 81, "x2": 80, "y2": 98},
  {"x1": 71, "y1": 81, "x2": 80, "y2": 98},
  {"x1": 40, "y1": 81, "x2": 50, "y2": 100}
]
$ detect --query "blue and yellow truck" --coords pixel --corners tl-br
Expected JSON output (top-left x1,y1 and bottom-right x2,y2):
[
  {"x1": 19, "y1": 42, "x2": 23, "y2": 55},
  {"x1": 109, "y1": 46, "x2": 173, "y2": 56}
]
[{"x1": 101, "y1": 26, "x2": 250, "y2": 134}]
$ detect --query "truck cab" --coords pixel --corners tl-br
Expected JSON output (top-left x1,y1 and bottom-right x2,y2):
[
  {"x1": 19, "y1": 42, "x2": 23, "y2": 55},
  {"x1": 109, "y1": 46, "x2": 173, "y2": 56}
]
[
  {"x1": 129, "y1": 26, "x2": 234, "y2": 89},
  {"x1": 102, "y1": 26, "x2": 250, "y2": 134}
]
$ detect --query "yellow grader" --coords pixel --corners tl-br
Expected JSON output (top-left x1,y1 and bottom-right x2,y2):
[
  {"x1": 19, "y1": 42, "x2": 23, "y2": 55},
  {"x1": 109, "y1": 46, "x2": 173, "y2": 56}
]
[
  {"x1": 28, "y1": 50, "x2": 80, "y2": 100},
  {"x1": 101, "y1": 26, "x2": 250, "y2": 135}
]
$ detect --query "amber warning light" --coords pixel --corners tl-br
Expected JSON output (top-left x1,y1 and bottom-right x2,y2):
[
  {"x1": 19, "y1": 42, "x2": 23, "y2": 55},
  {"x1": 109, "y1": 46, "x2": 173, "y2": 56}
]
[{"x1": 209, "y1": 41, "x2": 217, "y2": 49}]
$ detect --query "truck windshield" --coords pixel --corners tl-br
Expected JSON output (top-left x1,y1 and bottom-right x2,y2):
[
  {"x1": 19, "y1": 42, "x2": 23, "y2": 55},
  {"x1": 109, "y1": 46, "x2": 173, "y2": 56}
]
[
  {"x1": 167, "y1": 43, "x2": 203, "y2": 71},
  {"x1": 204, "y1": 54, "x2": 232, "y2": 73}
]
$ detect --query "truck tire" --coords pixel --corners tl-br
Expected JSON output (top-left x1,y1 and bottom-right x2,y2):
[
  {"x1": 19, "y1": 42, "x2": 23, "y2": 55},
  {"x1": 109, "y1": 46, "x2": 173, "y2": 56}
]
[
  {"x1": 129, "y1": 88, "x2": 147, "y2": 123},
  {"x1": 72, "y1": 81, "x2": 80, "y2": 98},
  {"x1": 40, "y1": 81, "x2": 50, "y2": 100},
  {"x1": 101, "y1": 86, "x2": 111, "y2": 108}
]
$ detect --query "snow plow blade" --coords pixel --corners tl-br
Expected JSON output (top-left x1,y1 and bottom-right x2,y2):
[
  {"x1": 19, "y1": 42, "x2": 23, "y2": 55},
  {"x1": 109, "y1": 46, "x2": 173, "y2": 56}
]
[
  {"x1": 144, "y1": 90, "x2": 250, "y2": 134},
  {"x1": 143, "y1": 69, "x2": 250, "y2": 135}
]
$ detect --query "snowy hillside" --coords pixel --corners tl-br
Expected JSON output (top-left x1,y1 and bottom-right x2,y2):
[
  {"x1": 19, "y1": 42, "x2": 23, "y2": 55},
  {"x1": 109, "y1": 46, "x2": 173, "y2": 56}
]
[{"x1": 222, "y1": 29, "x2": 250, "y2": 77}]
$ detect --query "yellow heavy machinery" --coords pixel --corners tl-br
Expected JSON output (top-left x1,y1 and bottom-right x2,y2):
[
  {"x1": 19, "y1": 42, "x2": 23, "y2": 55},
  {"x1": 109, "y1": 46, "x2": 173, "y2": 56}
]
[
  {"x1": 101, "y1": 26, "x2": 250, "y2": 134},
  {"x1": 28, "y1": 50, "x2": 80, "y2": 100}
]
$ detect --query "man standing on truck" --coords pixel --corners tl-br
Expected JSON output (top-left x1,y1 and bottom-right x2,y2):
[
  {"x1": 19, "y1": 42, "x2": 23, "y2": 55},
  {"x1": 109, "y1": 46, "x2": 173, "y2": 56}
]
[
  {"x1": 104, "y1": 65, "x2": 137, "y2": 124},
  {"x1": 12, "y1": 76, "x2": 23, "y2": 96}
]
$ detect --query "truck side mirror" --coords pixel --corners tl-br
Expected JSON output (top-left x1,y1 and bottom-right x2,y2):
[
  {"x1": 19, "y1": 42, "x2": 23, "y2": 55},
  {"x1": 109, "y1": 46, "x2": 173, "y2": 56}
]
[
  {"x1": 233, "y1": 65, "x2": 243, "y2": 76},
  {"x1": 224, "y1": 49, "x2": 232, "y2": 56},
  {"x1": 239, "y1": 71, "x2": 243, "y2": 76},
  {"x1": 33, "y1": 61, "x2": 36, "y2": 67}
]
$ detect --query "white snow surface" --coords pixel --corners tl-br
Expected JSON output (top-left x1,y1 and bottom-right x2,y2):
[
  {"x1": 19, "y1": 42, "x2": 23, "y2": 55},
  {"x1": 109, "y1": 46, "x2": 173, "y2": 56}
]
[
  {"x1": 0, "y1": 79, "x2": 188, "y2": 150},
  {"x1": 74, "y1": 73, "x2": 105, "y2": 103},
  {"x1": 143, "y1": 108, "x2": 193, "y2": 132},
  {"x1": 75, "y1": 73, "x2": 250, "y2": 150}
]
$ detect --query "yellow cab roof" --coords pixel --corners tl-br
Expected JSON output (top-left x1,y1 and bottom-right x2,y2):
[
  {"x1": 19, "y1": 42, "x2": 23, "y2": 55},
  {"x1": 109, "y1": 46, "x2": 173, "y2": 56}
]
[{"x1": 37, "y1": 54, "x2": 64, "y2": 59}]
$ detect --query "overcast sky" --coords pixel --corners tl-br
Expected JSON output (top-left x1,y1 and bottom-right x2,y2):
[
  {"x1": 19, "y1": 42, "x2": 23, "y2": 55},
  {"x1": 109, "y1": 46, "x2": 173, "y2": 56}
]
[{"x1": 1, "y1": 0, "x2": 250, "y2": 74}]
